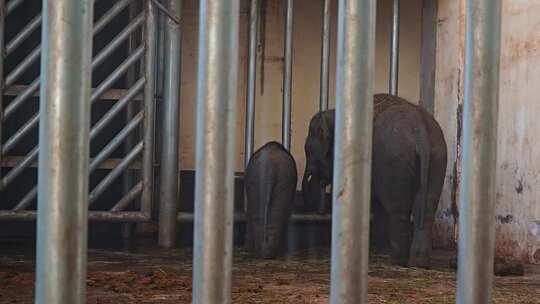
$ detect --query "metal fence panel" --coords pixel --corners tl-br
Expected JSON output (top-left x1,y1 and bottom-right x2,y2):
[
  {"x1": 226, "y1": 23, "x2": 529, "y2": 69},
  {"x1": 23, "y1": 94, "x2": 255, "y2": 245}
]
[{"x1": 0, "y1": 0, "x2": 159, "y2": 222}]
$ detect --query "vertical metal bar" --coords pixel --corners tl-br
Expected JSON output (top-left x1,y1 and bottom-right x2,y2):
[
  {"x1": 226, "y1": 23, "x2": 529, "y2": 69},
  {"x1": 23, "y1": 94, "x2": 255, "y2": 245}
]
[
  {"x1": 35, "y1": 0, "x2": 94, "y2": 303},
  {"x1": 0, "y1": 0, "x2": 5, "y2": 189},
  {"x1": 320, "y1": 0, "x2": 331, "y2": 111},
  {"x1": 330, "y1": 0, "x2": 376, "y2": 303},
  {"x1": 152, "y1": 1, "x2": 166, "y2": 217},
  {"x1": 244, "y1": 0, "x2": 258, "y2": 168},
  {"x1": 122, "y1": 0, "x2": 141, "y2": 238},
  {"x1": 141, "y1": 0, "x2": 157, "y2": 217},
  {"x1": 192, "y1": 0, "x2": 239, "y2": 303},
  {"x1": 158, "y1": 0, "x2": 181, "y2": 249},
  {"x1": 244, "y1": 0, "x2": 259, "y2": 213},
  {"x1": 282, "y1": 0, "x2": 293, "y2": 150},
  {"x1": 389, "y1": 0, "x2": 399, "y2": 96},
  {"x1": 457, "y1": 0, "x2": 501, "y2": 303},
  {"x1": 318, "y1": 0, "x2": 332, "y2": 215}
]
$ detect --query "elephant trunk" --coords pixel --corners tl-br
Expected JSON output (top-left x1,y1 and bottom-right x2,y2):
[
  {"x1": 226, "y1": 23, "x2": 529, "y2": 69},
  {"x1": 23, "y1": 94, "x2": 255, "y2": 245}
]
[{"x1": 301, "y1": 163, "x2": 322, "y2": 213}]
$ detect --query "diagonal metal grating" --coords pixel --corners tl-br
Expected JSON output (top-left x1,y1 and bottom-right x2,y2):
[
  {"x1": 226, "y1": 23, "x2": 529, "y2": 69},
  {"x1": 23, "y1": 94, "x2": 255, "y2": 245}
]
[{"x1": 0, "y1": 0, "x2": 158, "y2": 221}]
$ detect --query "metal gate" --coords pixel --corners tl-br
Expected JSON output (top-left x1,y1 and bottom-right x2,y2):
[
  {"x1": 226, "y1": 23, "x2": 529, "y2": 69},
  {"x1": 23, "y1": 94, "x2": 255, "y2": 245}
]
[{"x1": 0, "y1": 0, "x2": 157, "y2": 222}]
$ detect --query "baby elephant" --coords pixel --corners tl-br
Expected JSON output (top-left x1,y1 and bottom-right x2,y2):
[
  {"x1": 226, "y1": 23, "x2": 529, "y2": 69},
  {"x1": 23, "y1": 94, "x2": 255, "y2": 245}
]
[{"x1": 245, "y1": 141, "x2": 298, "y2": 259}]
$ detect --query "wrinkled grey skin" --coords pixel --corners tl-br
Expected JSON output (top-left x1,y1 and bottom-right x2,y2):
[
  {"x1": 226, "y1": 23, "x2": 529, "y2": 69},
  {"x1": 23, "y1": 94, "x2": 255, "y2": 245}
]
[
  {"x1": 245, "y1": 141, "x2": 298, "y2": 259},
  {"x1": 302, "y1": 94, "x2": 447, "y2": 268}
]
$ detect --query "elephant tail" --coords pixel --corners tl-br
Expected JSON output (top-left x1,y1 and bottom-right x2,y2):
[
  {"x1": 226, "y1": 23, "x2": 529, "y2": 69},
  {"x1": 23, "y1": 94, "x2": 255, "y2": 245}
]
[
  {"x1": 413, "y1": 125, "x2": 431, "y2": 230},
  {"x1": 262, "y1": 181, "x2": 274, "y2": 243}
]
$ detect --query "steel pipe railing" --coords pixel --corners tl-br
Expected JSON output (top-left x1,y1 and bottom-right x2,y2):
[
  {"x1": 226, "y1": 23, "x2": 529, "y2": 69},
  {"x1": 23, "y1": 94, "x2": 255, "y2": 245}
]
[
  {"x1": 2, "y1": 112, "x2": 38, "y2": 155},
  {"x1": 4, "y1": 0, "x2": 139, "y2": 117},
  {"x1": 91, "y1": 78, "x2": 145, "y2": 139},
  {"x1": 192, "y1": 0, "x2": 240, "y2": 303},
  {"x1": 89, "y1": 112, "x2": 143, "y2": 172},
  {"x1": 91, "y1": 45, "x2": 145, "y2": 100},
  {"x1": 9, "y1": 86, "x2": 145, "y2": 210},
  {"x1": 93, "y1": 0, "x2": 134, "y2": 35},
  {"x1": 35, "y1": 1, "x2": 94, "y2": 303},
  {"x1": 5, "y1": 13, "x2": 41, "y2": 55},
  {"x1": 3, "y1": 78, "x2": 39, "y2": 120},
  {"x1": 320, "y1": 0, "x2": 331, "y2": 111},
  {"x1": 5, "y1": 44, "x2": 40, "y2": 88},
  {"x1": 1, "y1": 0, "x2": 155, "y2": 224},
  {"x1": 13, "y1": 187, "x2": 36, "y2": 211},
  {"x1": 456, "y1": 0, "x2": 502, "y2": 303},
  {"x1": 93, "y1": 13, "x2": 145, "y2": 68},
  {"x1": 140, "y1": 0, "x2": 157, "y2": 216},
  {"x1": 330, "y1": 0, "x2": 376, "y2": 303},
  {"x1": 150, "y1": 0, "x2": 181, "y2": 24},
  {"x1": 1, "y1": 146, "x2": 38, "y2": 188},
  {"x1": 282, "y1": 0, "x2": 293, "y2": 150},
  {"x1": 158, "y1": 0, "x2": 182, "y2": 249},
  {"x1": 318, "y1": 0, "x2": 332, "y2": 215},
  {"x1": 1, "y1": 47, "x2": 144, "y2": 193},
  {"x1": 6, "y1": 0, "x2": 23, "y2": 15},
  {"x1": 389, "y1": 0, "x2": 400, "y2": 96},
  {"x1": 89, "y1": 141, "x2": 143, "y2": 205},
  {"x1": 111, "y1": 181, "x2": 143, "y2": 212},
  {"x1": 244, "y1": 0, "x2": 258, "y2": 169},
  {"x1": 0, "y1": 0, "x2": 5, "y2": 188}
]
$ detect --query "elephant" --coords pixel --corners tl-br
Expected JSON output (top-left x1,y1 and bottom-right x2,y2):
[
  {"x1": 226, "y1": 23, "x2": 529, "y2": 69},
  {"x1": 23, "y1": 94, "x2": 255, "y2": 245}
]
[
  {"x1": 245, "y1": 141, "x2": 298, "y2": 259},
  {"x1": 302, "y1": 94, "x2": 447, "y2": 268}
]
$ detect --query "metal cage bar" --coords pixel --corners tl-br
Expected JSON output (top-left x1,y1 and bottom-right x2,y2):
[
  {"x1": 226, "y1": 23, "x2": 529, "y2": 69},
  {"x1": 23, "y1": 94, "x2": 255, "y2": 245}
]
[
  {"x1": 389, "y1": 0, "x2": 400, "y2": 96},
  {"x1": 5, "y1": 12, "x2": 41, "y2": 55},
  {"x1": 34, "y1": 0, "x2": 94, "y2": 303},
  {"x1": 456, "y1": 0, "x2": 502, "y2": 303},
  {"x1": 244, "y1": 0, "x2": 258, "y2": 168},
  {"x1": 320, "y1": 0, "x2": 331, "y2": 111},
  {"x1": 89, "y1": 141, "x2": 143, "y2": 205},
  {"x1": 330, "y1": 0, "x2": 376, "y2": 303},
  {"x1": 0, "y1": 0, "x2": 157, "y2": 223},
  {"x1": 139, "y1": 0, "x2": 157, "y2": 217},
  {"x1": 282, "y1": 0, "x2": 293, "y2": 150},
  {"x1": 192, "y1": 0, "x2": 240, "y2": 303},
  {"x1": 158, "y1": 0, "x2": 182, "y2": 249},
  {"x1": 0, "y1": 0, "x2": 4, "y2": 187}
]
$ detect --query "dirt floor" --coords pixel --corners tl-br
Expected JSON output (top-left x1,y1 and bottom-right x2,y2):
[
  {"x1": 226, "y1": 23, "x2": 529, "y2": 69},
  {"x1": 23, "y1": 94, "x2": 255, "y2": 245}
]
[{"x1": 1, "y1": 241, "x2": 540, "y2": 304}]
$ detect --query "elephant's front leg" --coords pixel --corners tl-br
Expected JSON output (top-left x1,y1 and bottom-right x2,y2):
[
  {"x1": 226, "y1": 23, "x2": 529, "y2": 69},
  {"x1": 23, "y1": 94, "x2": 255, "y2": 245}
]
[{"x1": 388, "y1": 213, "x2": 412, "y2": 266}]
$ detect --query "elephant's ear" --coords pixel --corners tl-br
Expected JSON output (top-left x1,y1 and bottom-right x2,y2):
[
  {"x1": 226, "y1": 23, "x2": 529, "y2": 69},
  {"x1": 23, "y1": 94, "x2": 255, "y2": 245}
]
[
  {"x1": 320, "y1": 112, "x2": 334, "y2": 158},
  {"x1": 320, "y1": 113, "x2": 331, "y2": 139}
]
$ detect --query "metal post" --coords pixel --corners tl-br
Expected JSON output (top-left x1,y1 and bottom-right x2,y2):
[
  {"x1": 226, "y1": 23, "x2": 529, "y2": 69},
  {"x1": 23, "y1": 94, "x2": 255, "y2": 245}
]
[
  {"x1": 320, "y1": 0, "x2": 331, "y2": 111},
  {"x1": 318, "y1": 0, "x2": 332, "y2": 214},
  {"x1": 192, "y1": 0, "x2": 239, "y2": 303},
  {"x1": 158, "y1": 0, "x2": 182, "y2": 249},
  {"x1": 244, "y1": 0, "x2": 258, "y2": 168},
  {"x1": 389, "y1": 0, "x2": 399, "y2": 96},
  {"x1": 457, "y1": 0, "x2": 501, "y2": 303},
  {"x1": 330, "y1": 0, "x2": 375, "y2": 303},
  {"x1": 142, "y1": 0, "x2": 157, "y2": 217},
  {"x1": 0, "y1": 0, "x2": 5, "y2": 190},
  {"x1": 282, "y1": 0, "x2": 293, "y2": 150},
  {"x1": 122, "y1": 0, "x2": 141, "y2": 240},
  {"x1": 35, "y1": 1, "x2": 94, "y2": 303}
]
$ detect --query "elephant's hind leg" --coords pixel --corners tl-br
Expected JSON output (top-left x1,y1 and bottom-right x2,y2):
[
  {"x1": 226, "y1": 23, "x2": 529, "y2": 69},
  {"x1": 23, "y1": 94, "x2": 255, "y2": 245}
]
[
  {"x1": 388, "y1": 212, "x2": 412, "y2": 266},
  {"x1": 408, "y1": 224, "x2": 433, "y2": 268}
]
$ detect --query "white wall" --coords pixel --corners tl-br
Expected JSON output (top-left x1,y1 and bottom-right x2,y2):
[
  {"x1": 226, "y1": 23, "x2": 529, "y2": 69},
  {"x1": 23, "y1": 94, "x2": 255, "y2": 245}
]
[
  {"x1": 177, "y1": 0, "x2": 423, "y2": 189},
  {"x1": 433, "y1": 0, "x2": 540, "y2": 263}
]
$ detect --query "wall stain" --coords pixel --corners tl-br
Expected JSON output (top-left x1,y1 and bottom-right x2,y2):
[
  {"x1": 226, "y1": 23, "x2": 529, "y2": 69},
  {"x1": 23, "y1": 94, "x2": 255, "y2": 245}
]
[
  {"x1": 515, "y1": 177, "x2": 524, "y2": 194},
  {"x1": 496, "y1": 214, "x2": 514, "y2": 224}
]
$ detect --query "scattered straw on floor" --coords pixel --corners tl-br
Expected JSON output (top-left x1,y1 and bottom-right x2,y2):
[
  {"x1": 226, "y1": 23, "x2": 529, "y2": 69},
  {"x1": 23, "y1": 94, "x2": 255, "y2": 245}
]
[{"x1": 1, "y1": 249, "x2": 539, "y2": 303}]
